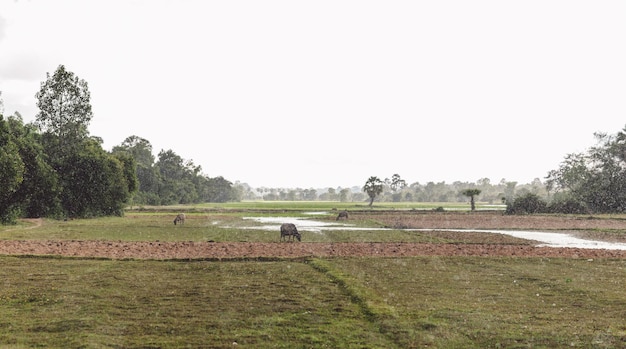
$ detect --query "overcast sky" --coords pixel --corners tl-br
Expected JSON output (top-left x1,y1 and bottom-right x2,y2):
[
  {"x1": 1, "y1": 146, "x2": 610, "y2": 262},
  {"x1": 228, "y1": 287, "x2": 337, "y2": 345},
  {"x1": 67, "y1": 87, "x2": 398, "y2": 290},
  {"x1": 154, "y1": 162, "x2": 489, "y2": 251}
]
[{"x1": 1, "y1": 0, "x2": 624, "y2": 189}]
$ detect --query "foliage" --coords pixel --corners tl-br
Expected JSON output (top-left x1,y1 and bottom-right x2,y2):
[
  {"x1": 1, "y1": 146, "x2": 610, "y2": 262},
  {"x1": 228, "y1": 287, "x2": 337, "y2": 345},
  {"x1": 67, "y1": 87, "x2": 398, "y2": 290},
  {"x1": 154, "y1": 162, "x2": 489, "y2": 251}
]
[
  {"x1": 0, "y1": 117, "x2": 25, "y2": 223},
  {"x1": 388, "y1": 173, "x2": 407, "y2": 192},
  {"x1": 3, "y1": 114, "x2": 61, "y2": 219},
  {"x1": 547, "y1": 126, "x2": 626, "y2": 213},
  {"x1": 505, "y1": 192, "x2": 547, "y2": 214},
  {"x1": 363, "y1": 176, "x2": 384, "y2": 206},
  {"x1": 35, "y1": 64, "x2": 93, "y2": 148},
  {"x1": 460, "y1": 188, "x2": 481, "y2": 211},
  {"x1": 546, "y1": 193, "x2": 589, "y2": 214},
  {"x1": 113, "y1": 138, "x2": 239, "y2": 205},
  {"x1": 34, "y1": 65, "x2": 136, "y2": 218},
  {"x1": 57, "y1": 140, "x2": 131, "y2": 217},
  {"x1": 1, "y1": 66, "x2": 133, "y2": 220},
  {"x1": 0, "y1": 114, "x2": 62, "y2": 222}
]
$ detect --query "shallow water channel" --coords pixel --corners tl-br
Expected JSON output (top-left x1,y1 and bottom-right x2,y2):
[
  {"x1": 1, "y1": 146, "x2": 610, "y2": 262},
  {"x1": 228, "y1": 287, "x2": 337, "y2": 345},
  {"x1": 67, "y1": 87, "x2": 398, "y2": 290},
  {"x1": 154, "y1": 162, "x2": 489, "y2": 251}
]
[{"x1": 243, "y1": 215, "x2": 626, "y2": 251}]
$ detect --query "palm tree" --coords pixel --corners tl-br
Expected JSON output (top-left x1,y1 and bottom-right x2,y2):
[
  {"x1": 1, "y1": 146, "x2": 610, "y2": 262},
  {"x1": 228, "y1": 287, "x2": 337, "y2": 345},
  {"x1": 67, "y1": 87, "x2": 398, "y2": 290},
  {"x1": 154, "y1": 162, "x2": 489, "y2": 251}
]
[
  {"x1": 363, "y1": 176, "x2": 384, "y2": 207},
  {"x1": 461, "y1": 189, "x2": 482, "y2": 211}
]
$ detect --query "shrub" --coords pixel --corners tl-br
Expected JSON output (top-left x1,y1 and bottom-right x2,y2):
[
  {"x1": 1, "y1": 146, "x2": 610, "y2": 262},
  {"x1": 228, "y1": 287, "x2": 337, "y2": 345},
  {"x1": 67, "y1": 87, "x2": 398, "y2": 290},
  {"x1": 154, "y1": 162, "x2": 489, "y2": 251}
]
[{"x1": 505, "y1": 193, "x2": 547, "y2": 215}]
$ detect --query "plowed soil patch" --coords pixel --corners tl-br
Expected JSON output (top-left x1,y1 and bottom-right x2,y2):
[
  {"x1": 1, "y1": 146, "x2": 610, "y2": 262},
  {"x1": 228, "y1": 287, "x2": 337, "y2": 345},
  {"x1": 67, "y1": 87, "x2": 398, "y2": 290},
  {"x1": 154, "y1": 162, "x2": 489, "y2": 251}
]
[{"x1": 0, "y1": 240, "x2": 625, "y2": 260}]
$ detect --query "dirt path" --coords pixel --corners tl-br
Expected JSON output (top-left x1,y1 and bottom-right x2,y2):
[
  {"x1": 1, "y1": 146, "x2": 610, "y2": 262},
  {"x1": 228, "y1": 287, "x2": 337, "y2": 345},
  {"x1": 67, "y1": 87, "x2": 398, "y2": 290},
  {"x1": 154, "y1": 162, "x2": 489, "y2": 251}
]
[{"x1": 1, "y1": 240, "x2": 625, "y2": 260}]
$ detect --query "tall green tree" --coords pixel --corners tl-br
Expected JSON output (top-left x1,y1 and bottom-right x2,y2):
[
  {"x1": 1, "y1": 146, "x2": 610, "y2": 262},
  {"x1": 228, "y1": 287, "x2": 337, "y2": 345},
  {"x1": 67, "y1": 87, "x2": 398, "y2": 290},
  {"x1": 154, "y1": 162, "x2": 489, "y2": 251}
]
[
  {"x1": 35, "y1": 64, "x2": 93, "y2": 150},
  {"x1": 363, "y1": 176, "x2": 384, "y2": 206},
  {"x1": 35, "y1": 65, "x2": 133, "y2": 217}
]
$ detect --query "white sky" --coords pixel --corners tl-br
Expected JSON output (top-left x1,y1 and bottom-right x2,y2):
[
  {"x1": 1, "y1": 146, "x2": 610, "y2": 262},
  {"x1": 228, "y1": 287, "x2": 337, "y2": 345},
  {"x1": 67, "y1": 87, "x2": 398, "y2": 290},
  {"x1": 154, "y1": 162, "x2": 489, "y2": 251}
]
[{"x1": 1, "y1": 0, "x2": 625, "y2": 189}]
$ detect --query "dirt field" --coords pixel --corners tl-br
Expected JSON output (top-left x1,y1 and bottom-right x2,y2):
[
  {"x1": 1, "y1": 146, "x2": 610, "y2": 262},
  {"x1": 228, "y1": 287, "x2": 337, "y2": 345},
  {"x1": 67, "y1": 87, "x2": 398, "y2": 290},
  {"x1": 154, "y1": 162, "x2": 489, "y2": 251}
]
[{"x1": 2, "y1": 213, "x2": 626, "y2": 260}]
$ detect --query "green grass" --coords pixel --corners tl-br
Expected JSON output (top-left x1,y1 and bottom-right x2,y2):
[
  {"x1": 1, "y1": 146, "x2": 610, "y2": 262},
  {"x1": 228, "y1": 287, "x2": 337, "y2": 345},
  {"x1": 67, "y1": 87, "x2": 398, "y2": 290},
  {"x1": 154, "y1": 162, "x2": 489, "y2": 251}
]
[
  {"x1": 323, "y1": 256, "x2": 626, "y2": 348},
  {"x1": 0, "y1": 257, "x2": 390, "y2": 348},
  {"x1": 1, "y1": 207, "x2": 626, "y2": 347},
  {"x1": 0, "y1": 213, "x2": 455, "y2": 243},
  {"x1": 134, "y1": 200, "x2": 505, "y2": 212},
  {"x1": 0, "y1": 256, "x2": 625, "y2": 348}
]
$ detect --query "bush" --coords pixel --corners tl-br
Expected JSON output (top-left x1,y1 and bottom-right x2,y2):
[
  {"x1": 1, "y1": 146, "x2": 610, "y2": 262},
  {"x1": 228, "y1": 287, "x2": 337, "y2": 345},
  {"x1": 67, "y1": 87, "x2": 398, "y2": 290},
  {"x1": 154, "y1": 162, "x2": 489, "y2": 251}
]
[
  {"x1": 505, "y1": 193, "x2": 547, "y2": 215},
  {"x1": 547, "y1": 197, "x2": 589, "y2": 214}
]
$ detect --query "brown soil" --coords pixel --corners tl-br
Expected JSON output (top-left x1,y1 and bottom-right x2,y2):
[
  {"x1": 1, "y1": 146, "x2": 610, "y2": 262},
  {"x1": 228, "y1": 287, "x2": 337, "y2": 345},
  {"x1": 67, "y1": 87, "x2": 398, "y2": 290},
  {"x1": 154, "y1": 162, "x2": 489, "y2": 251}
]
[{"x1": 3, "y1": 213, "x2": 626, "y2": 260}]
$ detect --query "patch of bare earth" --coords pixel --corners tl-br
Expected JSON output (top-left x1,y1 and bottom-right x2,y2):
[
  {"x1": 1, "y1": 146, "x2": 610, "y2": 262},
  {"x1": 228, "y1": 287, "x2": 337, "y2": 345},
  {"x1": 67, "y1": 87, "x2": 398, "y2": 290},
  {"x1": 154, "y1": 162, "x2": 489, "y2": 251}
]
[{"x1": 3, "y1": 212, "x2": 626, "y2": 259}]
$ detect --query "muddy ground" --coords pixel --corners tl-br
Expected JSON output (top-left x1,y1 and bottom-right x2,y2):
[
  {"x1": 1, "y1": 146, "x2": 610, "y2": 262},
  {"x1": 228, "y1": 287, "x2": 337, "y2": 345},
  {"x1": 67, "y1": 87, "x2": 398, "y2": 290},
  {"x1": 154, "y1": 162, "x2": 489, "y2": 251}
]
[{"x1": 2, "y1": 213, "x2": 626, "y2": 260}]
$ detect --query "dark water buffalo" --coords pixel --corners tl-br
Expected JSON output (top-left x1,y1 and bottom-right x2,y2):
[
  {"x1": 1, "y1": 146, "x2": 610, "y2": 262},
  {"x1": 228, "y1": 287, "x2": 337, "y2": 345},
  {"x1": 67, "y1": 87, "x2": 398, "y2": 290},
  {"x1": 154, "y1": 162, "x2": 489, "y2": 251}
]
[
  {"x1": 280, "y1": 223, "x2": 301, "y2": 242},
  {"x1": 173, "y1": 213, "x2": 186, "y2": 225},
  {"x1": 336, "y1": 210, "x2": 349, "y2": 220}
]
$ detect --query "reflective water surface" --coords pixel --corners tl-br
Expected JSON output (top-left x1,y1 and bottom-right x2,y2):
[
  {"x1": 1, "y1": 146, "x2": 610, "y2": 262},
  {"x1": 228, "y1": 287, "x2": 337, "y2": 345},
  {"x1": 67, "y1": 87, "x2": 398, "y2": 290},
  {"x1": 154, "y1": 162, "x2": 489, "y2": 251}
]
[{"x1": 243, "y1": 216, "x2": 626, "y2": 250}]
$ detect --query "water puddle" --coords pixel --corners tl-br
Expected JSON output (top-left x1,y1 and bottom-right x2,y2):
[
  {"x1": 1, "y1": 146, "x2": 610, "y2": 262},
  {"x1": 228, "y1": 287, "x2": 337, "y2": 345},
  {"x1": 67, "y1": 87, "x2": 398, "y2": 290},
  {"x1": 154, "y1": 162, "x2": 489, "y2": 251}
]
[
  {"x1": 242, "y1": 216, "x2": 365, "y2": 233},
  {"x1": 414, "y1": 229, "x2": 626, "y2": 250},
  {"x1": 242, "y1": 216, "x2": 626, "y2": 250}
]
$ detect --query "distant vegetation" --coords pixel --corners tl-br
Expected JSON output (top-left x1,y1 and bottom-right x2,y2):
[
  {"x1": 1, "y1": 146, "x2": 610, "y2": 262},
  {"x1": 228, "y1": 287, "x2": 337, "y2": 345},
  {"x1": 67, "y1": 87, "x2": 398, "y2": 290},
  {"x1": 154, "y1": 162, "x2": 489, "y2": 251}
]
[{"x1": 2, "y1": 64, "x2": 626, "y2": 223}]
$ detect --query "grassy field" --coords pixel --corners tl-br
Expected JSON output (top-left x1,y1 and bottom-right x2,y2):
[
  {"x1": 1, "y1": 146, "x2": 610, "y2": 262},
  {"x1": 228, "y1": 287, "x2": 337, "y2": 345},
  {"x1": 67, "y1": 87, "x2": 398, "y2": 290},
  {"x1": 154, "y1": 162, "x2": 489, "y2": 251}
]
[
  {"x1": 0, "y1": 204, "x2": 625, "y2": 348},
  {"x1": 129, "y1": 200, "x2": 506, "y2": 213}
]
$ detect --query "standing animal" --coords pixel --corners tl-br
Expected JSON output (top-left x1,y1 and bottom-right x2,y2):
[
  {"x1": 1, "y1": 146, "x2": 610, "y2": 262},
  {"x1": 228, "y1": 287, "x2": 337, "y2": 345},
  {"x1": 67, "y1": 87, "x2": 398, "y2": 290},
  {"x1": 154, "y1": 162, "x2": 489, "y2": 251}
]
[
  {"x1": 336, "y1": 210, "x2": 349, "y2": 221},
  {"x1": 280, "y1": 223, "x2": 301, "y2": 242},
  {"x1": 173, "y1": 213, "x2": 186, "y2": 225}
]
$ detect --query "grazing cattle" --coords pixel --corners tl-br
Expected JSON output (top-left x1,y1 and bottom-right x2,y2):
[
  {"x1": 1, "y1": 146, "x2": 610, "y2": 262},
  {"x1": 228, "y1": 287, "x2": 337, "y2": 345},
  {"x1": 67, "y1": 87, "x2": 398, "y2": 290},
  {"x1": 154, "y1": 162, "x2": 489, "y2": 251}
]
[
  {"x1": 173, "y1": 213, "x2": 186, "y2": 225},
  {"x1": 336, "y1": 210, "x2": 349, "y2": 221},
  {"x1": 280, "y1": 223, "x2": 301, "y2": 242}
]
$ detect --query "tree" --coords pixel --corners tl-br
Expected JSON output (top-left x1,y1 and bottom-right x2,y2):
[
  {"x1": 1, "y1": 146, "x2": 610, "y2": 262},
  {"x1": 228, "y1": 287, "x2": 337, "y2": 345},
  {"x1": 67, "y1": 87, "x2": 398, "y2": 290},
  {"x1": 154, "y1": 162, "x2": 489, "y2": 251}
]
[
  {"x1": 363, "y1": 176, "x2": 384, "y2": 206},
  {"x1": 204, "y1": 176, "x2": 238, "y2": 202},
  {"x1": 0, "y1": 115, "x2": 25, "y2": 223},
  {"x1": 60, "y1": 140, "x2": 134, "y2": 217},
  {"x1": 4, "y1": 114, "x2": 60, "y2": 219},
  {"x1": 35, "y1": 64, "x2": 93, "y2": 148},
  {"x1": 339, "y1": 188, "x2": 351, "y2": 202},
  {"x1": 0, "y1": 113, "x2": 61, "y2": 223},
  {"x1": 461, "y1": 188, "x2": 481, "y2": 211},
  {"x1": 112, "y1": 136, "x2": 158, "y2": 204},
  {"x1": 34, "y1": 65, "x2": 135, "y2": 217},
  {"x1": 113, "y1": 135, "x2": 155, "y2": 168},
  {"x1": 547, "y1": 126, "x2": 626, "y2": 213},
  {"x1": 390, "y1": 173, "x2": 407, "y2": 192}
]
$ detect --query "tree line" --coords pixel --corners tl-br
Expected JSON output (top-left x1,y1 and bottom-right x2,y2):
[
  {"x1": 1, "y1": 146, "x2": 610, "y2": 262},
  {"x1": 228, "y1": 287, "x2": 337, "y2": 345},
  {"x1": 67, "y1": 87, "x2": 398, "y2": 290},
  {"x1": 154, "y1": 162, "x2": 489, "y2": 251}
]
[
  {"x1": 236, "y1": 176, "x2": 548, "y2": 205},
  {"x1": 237, "y1": 124, "x2": 626, "y2": 216},
  {"x1": 0, "y1": 65, "x2": 238, "y2": 224},
  {"x1": 112, "y1": 136, "x2": 240, "y2": 206},
  {"x1": 3, "y1": 64, "x2": 625, "y2": 222}
]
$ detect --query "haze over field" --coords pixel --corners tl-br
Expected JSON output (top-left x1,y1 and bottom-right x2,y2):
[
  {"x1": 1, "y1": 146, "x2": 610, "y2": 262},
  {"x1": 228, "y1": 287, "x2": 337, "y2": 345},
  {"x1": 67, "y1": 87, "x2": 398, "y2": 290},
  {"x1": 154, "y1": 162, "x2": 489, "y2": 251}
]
[{"x1": 1, "y1": 0, "x2": 624, "y2": 188}]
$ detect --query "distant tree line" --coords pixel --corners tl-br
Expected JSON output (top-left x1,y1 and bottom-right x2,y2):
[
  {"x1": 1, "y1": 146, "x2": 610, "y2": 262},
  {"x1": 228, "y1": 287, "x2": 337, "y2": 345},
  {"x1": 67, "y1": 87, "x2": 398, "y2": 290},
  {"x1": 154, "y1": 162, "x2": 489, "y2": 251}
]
[
  {"x1": 112, "y1": 136, "x2": 240, "y2": 206},
  {"x1": 0, "y1": 65, "x2": 239, "y2": 224},
  {"x1": 234, "y1": 175, "x2": 549, "y2": 205},
  {"x1": 3, "y1": 64, "x2": 625, "y2": 222},
  {"x1": 237, "y1": 124, "x2": 626, "y2": 216}
]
